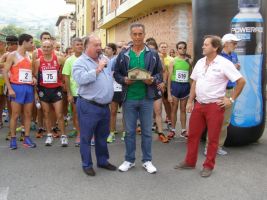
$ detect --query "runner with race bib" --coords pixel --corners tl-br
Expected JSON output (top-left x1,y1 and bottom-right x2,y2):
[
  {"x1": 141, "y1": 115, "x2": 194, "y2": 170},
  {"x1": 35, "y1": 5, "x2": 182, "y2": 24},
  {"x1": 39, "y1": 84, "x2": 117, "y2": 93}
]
[
  {"x1": 167, "y1": 41, "x2": 192, "y2": 139},
  {"x1": 34, "y1": 40, "x2": 68, "y2": 147}
]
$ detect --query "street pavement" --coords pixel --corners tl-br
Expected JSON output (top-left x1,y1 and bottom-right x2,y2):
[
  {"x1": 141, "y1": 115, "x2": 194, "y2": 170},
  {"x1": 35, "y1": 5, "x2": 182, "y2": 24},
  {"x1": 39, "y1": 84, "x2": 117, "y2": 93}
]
[{"x1": 0, "y1": 112, "x2": 267, "y2": 200}]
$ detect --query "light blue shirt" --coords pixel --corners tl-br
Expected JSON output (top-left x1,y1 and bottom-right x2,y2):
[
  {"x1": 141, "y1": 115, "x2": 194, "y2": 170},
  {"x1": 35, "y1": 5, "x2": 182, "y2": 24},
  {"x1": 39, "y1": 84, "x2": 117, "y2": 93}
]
[{"x1": 72, "y1": 53, "x2": 114, "y2": 104}]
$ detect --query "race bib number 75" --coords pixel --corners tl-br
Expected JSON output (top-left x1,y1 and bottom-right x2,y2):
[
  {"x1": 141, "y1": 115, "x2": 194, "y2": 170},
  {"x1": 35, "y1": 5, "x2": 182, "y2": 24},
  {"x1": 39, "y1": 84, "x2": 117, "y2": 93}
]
[{"x1": 42, "y1": 70, "x2": 57, "y2": 83}]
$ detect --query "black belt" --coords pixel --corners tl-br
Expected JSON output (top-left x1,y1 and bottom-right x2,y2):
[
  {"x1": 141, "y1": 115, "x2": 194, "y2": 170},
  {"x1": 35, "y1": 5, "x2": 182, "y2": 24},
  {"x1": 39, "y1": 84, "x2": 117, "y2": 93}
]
[
  {"x1": 226, "y1": 86, "x2": 234, "y2": 89},
  {"x1": 78, "y1": 96, "x2": 109, "y2": 108}
]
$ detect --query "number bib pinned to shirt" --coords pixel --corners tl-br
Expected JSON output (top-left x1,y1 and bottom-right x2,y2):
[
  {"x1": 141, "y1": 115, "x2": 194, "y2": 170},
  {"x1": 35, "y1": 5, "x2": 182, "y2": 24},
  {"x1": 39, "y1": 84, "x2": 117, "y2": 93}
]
[
  {"x1": 113, "y1": 80, "x2": 122, "y2": 92},
  {"x1": 42, "y1": 70, "x2": 57, "y2": 83},
  {"x1": 175, "y1": 70, "x2": 189, "y2": 83},
  {"x1": 19, "y1": 69, "x2": 32, "y2": 83}
]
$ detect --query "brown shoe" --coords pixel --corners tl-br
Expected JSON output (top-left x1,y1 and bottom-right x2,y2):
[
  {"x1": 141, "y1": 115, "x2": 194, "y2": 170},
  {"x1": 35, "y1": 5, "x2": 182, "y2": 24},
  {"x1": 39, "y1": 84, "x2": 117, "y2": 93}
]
[
  {"x1": 200, "y1": 168, "x2": 212, "y2": 178},
  {"x1": 83, "y1": 167, "x2": 96, "y2": 176},
  {"x1": 98, "y1": 163, "x2": 117, "y2": 171},
  {"x1": 174, "y1": 162, "x2": 195, "y2": 169}
]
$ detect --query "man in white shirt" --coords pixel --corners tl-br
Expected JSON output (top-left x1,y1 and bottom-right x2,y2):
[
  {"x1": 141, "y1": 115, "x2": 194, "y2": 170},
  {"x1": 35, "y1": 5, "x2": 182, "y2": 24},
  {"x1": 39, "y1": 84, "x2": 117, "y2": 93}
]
[{"x1": 175, "y1": 35, "x2": 246, "y2": 177}]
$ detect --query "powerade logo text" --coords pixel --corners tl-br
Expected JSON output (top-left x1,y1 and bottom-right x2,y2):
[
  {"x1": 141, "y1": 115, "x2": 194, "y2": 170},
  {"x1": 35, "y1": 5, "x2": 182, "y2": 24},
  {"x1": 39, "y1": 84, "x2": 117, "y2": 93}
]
[{"x1": 231, "y1": 26, "x2": 263, "y2": 33}]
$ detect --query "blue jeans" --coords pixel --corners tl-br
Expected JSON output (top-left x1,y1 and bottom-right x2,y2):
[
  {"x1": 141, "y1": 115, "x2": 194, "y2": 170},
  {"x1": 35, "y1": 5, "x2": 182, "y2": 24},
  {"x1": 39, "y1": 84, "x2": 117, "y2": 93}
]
[
  {"x1": 122, "y1": 98, "x2": 154, "y2": 163},
  {"x1": 77, "y1": 97, "x2": 110, "y2": 169}
]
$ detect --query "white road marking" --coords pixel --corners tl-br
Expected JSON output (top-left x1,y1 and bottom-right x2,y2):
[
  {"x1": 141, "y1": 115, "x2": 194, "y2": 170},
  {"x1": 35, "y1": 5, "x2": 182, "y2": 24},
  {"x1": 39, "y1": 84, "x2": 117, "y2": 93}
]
[{"x1": 0, "y1": 187, "x2": 9, "y2": 200}]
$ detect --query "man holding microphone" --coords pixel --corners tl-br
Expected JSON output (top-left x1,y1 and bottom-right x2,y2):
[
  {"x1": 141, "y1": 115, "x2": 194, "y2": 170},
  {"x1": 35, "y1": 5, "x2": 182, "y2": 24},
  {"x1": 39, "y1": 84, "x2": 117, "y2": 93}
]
[{"x1": 72, "y1": 35, "x2": 116, "y2": 176}]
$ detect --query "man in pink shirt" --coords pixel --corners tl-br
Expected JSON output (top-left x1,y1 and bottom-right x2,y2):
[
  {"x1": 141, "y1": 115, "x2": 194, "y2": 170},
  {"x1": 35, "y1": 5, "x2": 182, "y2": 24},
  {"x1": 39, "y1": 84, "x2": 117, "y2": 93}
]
[{"x1": 175, "y1": 35, "x2": 246, "y2": 177}]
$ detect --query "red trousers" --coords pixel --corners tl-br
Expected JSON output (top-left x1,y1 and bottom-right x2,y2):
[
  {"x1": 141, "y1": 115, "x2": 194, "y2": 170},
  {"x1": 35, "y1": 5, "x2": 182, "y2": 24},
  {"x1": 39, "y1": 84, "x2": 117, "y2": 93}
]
[{"x1": 185, "y1": 102, "x2": 224, "y2": 169}]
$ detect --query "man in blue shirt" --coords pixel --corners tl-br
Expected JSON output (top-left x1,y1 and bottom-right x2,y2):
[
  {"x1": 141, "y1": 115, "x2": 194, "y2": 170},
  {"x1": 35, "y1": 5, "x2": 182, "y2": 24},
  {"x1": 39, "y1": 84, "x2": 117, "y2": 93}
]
[
  {"x1": 204, "y1": 33, "x2": 241, "y2": 156},
  {"x1": 72, "y1": 35, "x2": 116, "y2": 176}
]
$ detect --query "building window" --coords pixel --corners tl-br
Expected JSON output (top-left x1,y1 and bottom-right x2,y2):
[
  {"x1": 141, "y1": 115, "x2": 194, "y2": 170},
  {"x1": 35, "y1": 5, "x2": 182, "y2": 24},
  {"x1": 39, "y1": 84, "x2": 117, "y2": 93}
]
[
  {"x1": 100, "y1": 6, "x2": 104, "y2": 19},
  {"x1": 82, "y1": 0, "x2": 84, "y2": 7},
  {"x1": 120, "y1": 0, "x2": 127, "y2": 4},
  {"x1": 107, "y1": 0, "x2": 111, "y2": 14}
]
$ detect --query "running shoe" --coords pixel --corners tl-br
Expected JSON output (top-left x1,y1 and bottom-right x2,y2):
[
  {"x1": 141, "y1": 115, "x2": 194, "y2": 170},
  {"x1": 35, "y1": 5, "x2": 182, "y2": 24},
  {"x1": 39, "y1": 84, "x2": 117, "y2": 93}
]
[
  {"x1": 10, "y1": 137, "x2": 17, "y2": 150},
  {"x1": 107, "y1": 132, "x2": 115, "y2": 143},
  {"x1": 19, "y1": 130, "x2": 25, "y2": 141},
  {"x1": 68, "y1": 129, "x2": 77, "y2": 138},
  {"x1": 121, "y1": 131, "x2": 126, "y2": 141},
  {"x1": 23, "y1": 137, "x2": 37, "y2": 148},
  {"x1": 52, "y1": 127, "x2": 60, "y2": 138},
  {"x1": 6, "y1": 132, "x2": 11, "y2": 141},
  {"x1": 75, "y1": 136, "x2": 80, "y2": 147},
  {"x1": 45, "y1": 134, "x2": 53, "y2": 146},
  {"x1": 158, "y1": 133, "x2": 169, "y2": 143},
  {"x1": 180, "y1": 130, "x2": 188, "y2": 138},
  {"x1": 60, "y1": 135, "x2": 68, "y2": 147},
  {"x1": 167, "y1": 130, "x2": 176, "y2": 139},
  {"x1": 35, "y1": 128, "x2": 45, "y2": 138}
]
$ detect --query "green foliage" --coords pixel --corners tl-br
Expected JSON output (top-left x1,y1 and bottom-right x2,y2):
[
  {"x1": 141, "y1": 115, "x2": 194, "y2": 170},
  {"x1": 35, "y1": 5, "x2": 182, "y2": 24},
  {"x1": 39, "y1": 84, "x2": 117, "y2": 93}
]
[
  {"x1": 0, "y1": 24, "x2": 25, "y2": 36},
  {"x1": 33, "y1": 38, "x2": 41, "y2": 48}
]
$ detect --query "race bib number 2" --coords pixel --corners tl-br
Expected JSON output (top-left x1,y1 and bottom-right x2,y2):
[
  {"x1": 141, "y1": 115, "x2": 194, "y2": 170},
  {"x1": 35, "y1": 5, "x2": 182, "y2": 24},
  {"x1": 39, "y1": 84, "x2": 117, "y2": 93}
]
[
  {"x1": 19, "y1": 69, "x2": 32, "y2": 83},
  {"x1": 175, "y1": 70, "x2": 189, "y2": 82},
  {"x1": 42, "y1": 70, "x2": 57, "y2": 83}
]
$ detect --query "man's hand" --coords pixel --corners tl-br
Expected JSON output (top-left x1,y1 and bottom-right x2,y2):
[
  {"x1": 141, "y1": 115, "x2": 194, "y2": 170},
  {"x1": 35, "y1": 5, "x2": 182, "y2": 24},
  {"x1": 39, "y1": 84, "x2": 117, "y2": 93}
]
[
  {"x1": 124, "y1": 77, "x2": 135, "y2": 85},
  {"x1": 96, "y1": 58, "x2": 108, "y2": 74},
  {"x1": 216, "y1": 97, "x2": 232, "y2": 108},
  {"x1": 235, "y1": 63, "x2": 241, "y2": 70},
  {"x1": 32, "y1": 77, "x2": 37, "y2": 85},
  {"x1": 186, "y1": 101, "x2": 194, "y2": 113},
  {"x1": 8, "y1": 89, "x2": 16, "y2": 98},
  {"x1": 143, "y1": 77, "x2": 154, "y2": 85},
  {"x1": 157, "y1": 82, "x2": 165, "y2": 92}
]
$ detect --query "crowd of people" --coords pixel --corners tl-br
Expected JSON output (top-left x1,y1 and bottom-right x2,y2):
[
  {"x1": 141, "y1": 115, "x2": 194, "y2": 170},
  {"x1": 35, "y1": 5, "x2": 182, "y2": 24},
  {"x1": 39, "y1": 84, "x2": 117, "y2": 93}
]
[{"x1": 0, "y1": 22, "x2": 245, "y2": 177}]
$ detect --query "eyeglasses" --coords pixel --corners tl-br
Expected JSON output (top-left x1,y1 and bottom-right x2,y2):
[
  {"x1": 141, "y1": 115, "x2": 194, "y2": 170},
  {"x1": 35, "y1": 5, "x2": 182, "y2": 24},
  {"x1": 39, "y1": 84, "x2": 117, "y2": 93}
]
[{"x1": 178, "y1": 47, "x2": 186, "y2": 50}]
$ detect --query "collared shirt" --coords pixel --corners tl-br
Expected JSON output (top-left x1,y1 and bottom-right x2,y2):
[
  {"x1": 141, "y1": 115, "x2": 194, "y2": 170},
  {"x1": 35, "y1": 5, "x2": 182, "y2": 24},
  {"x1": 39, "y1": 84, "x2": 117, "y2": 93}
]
[
  {"x1": 72, "y1": 53, "x2": 114, "y2": 104},
  {"x1": 191, "y1": 55, "x2": 242, "y2": 104},
  {"x1": 221, "y1": 51, "x2": 239, "y2": 88}
]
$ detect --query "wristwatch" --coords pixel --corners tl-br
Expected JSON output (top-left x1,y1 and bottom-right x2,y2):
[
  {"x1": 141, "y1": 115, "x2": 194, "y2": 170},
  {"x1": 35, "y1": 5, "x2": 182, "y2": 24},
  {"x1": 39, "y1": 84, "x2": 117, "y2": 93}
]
[{"x1": 229, "y1": 97, "x2": 235, "y2": 104}]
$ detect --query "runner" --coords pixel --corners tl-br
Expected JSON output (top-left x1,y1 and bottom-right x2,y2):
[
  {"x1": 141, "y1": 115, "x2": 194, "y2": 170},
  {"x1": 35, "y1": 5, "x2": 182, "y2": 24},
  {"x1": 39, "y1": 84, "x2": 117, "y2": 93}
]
[
  {"x1": 167, "y1": 41, "x2": 192, "y2": 139},
  {"x1": 62, "y1": 37, "x2": 83, "y2": 146},
  {"x1": 146, "y1": 39, "x2": 168, "y2": 143},
  {"x1": 159, "y1": 42, "x2": 173, "y2": 129},
  {"x1": 3, "y1": 34, "x2": 37, "y2": 150},
  {"x1": 34, "y1": 40, "x2": 68, "y2": 147},
  {"x1": 0, "y1": 35, "x2": 7, "y2": 129},
  {"x1": 32, "y1": 32, "x2": 51, "y2": 138}
]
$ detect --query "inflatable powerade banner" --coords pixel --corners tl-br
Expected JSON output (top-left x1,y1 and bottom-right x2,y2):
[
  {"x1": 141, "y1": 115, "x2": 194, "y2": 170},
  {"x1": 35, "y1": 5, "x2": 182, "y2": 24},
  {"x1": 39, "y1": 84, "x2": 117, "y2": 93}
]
[{"x1": 193, "y1": 0, "x2": 266, "y2": 146}]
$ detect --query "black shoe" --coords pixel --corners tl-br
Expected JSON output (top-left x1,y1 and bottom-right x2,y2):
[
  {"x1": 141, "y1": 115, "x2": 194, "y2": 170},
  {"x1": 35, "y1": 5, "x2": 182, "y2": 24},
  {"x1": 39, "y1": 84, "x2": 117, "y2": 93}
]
[
  {"x1": 83, "y1": 167, "x2": 96, "y2": 176},
  {"x1": 98, "y1": 163, "x2": 117, "y2": 171}
]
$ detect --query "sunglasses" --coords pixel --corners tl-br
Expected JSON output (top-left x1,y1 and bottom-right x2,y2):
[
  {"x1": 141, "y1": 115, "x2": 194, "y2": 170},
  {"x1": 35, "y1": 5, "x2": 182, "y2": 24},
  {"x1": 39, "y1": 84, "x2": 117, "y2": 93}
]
[{"x1": 178, "y1": 47, "x2": 186, "y2": 50}]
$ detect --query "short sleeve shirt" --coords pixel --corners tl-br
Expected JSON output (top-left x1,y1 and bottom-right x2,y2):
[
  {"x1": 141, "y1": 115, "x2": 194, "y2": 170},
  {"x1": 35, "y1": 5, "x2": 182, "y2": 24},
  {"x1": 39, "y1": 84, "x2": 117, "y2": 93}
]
[
  {"x1": 62, "y1": 55, "x2": 79, "y2": 96},
  {"x1": 191, "y1": 55, "x2": 242, "y2": 103}
]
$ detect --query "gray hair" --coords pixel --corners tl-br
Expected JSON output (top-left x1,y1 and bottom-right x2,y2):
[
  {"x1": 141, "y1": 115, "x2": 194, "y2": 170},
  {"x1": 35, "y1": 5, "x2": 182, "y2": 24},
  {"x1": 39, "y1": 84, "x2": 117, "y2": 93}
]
[
  {"x1": 71, "y1": 37, "x2": 83, "y2": 46},
  {"x1": 130, "y1": 23, "x2": 145, "y2": 33}
]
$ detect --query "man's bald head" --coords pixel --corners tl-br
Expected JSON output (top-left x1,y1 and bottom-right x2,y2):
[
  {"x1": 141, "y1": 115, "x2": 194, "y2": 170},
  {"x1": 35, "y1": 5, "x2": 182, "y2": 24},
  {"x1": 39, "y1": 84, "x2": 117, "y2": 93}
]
[{"x1": 84, "y1": 34, "x2": 102, "y2": 59}]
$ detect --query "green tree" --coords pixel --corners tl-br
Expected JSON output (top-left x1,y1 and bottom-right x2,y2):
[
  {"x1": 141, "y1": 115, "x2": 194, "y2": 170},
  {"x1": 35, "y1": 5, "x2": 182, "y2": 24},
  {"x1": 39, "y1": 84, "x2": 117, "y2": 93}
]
[
  {"x1": 0, "y1": 24, "x2": 25, "y2": 36},
  {"x1": 33, "y1": 38, "x2": 41, "y2": 48}
]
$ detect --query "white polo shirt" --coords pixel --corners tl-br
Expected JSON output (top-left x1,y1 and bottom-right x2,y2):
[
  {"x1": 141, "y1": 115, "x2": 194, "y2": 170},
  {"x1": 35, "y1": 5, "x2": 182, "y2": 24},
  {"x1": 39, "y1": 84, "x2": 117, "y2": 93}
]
[{"x1": 191, "y1": 55, "x2": 242, "y2": 104}]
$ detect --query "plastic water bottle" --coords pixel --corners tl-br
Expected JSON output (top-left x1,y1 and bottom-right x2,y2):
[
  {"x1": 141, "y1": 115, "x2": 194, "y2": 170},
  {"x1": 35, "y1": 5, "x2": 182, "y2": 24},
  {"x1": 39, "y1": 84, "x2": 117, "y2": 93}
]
[
  {"x1": 230, "y1": 0, "x2": 264, "y2": 127},
  {"x1": 36, "y1": 100, "x2": 41, "y2": 109}
]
